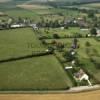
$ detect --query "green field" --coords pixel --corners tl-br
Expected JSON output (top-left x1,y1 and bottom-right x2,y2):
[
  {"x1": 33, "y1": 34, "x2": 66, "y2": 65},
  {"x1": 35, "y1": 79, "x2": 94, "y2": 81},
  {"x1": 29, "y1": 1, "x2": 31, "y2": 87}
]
[
  {"x1": 0, "y1": 55, "x2": 72, "y2": 90},
  {"x1": 0, "y1": 0, "x2": 100, "y2": 91},
  {"x1": 0, "y1": 28, "x2": 45, "y2": 60},
  {"x1": 81, "y1": 3, "x2": 100, "y2": 9},
  {"x1": 0, "y1": 27, "x2": 73, "y2": 90},
  {"x1": 40, "y1": 27, "x2": 89, "y2": 38},
  {"x1": 45, "y1": 38, "x2": 100, "y2": 83}
]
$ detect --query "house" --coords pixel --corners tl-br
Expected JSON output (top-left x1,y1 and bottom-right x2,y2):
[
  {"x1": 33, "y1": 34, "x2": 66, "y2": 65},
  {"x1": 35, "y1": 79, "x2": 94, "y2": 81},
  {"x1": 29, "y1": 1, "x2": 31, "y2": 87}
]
[
  {"x1": 30, "y1": 24, "x2": 38, "y2": 30},
  {"x1": 78, "y1": 21, "x2": 88, "y2": 28},
  {"x1": 65, "y1": 66, "x2": 73, "y2": 70},
  {"x1": 60, "y1": 27, "x2": 64, "y2": 30},
  {"x1": 96, "y1": 29, "x2": 100, "y2": 37},
  {"x1": 0, "y1": 12, "x2": 7, "y2": 16},
  {"x1": 74, "y1": 69, "x2": 85, "y2": 80},
  {"x1": 74, "y1": 69, "x2": 92, "y2": 86},
  {"x1": 80, "y1": 28, "x2": 89, "y2": 31},
  {"x1": 11, "y1": 24, "x2": 25, "y2": 28}
]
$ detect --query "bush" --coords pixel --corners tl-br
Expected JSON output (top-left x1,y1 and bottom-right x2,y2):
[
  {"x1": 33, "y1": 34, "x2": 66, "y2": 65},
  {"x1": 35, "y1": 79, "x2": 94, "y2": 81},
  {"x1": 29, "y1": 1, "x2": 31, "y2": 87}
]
[
  {"x1": 85, "y1": 41, "x2": 91, "y2": 47},
  {"x1": 41, "y1": 40, "x2": 47, "y2": 45},
  {"x1": 53, "y1": 33, "x2": 60, "y2": 39},
  {"x1": 63, "y1": 51, "x2": 76, "y2": 62},
  {"x1": 91, "y1": 57, "x2": 100, "y2": 69}
]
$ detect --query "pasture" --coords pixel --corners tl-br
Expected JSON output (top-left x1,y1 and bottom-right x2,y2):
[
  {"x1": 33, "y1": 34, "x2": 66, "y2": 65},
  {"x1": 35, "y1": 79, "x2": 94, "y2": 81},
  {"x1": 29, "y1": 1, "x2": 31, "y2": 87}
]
[
  {"x1": 0, "y1": 28, "x2": 45, "y2": 60},
  {"x1": 0, "y1": 0, "x2": 100, "y2": 92},
  {"x1": 0, "y1": 55, "x2": 71, "y2": 90},
  {"x1": 0, "y1": 27, "x2": 73, "y2": 91},
  {"x1": 40, "y1": 27, "x2": 89, "y2": 38}
]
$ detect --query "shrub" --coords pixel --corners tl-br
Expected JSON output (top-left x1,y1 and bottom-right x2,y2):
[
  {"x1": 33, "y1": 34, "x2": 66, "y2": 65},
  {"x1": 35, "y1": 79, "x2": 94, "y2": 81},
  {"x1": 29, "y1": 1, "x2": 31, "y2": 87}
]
[
  {"x1": 53, "y1": 33, "x2": 60, "y2": 39},
  {"x1": 85, "y1": 41, "x2": 91, "y2": 47}
]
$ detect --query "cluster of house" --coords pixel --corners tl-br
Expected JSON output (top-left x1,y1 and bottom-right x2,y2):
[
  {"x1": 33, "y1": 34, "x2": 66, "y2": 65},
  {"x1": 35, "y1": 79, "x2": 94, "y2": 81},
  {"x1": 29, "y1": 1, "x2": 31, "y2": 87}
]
[
  {"x1": 74, "y1": 69, "x2": 92, "y2": 86},
  {"x1": 64, "y1": 39, "x2": 92, "y2": 86},
  {"x1": 64, "y1": 17, "x2": 88, "y2": 28},
  {"x1": 0, "y1": 17, "x2": 39, "y2": 30},
  {"x1": 10, "y1": 23, "x2": 38, "y2": 29}
]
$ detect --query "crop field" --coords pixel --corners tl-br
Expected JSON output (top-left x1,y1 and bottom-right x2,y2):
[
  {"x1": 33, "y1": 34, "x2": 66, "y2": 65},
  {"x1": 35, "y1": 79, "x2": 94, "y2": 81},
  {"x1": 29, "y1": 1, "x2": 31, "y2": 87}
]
[
  {"x1": 0, "y1": 55, "x2": 72, "y2": 90},
  {"x1": 0, "y1": 28, "x2": 45, "y2": 60},
  {"x1": 17, "y1": 4, "x2": 52, "y2": 10},
  {"x1": 0, "y1": 90, "x2": 100, "y2": 100},
  {"x1": 81, "y1": 3, "x2": 100, "y2": 9}
]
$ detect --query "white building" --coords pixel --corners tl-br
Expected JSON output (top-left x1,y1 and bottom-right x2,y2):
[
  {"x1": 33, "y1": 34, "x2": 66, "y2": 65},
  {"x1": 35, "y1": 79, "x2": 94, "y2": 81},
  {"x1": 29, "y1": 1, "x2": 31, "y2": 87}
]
[{"x1": 11, "y1": 24, "x2": 25, "y2": 28}]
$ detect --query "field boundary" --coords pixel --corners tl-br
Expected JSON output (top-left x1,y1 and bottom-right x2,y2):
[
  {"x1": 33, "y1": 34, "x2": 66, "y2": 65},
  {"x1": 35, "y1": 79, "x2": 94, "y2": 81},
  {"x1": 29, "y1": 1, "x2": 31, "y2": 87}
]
[{"x1": 0, "y1": 51, "x2": 53, "y2": 64}]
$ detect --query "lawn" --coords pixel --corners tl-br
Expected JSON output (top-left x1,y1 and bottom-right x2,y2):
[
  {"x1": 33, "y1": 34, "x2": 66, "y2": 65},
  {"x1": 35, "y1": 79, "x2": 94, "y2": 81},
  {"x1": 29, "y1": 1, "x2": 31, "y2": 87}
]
[
  {"x1": 0, "y1": 55, "x2": 72, "y2": 90},
  {"x1": 0, "y1": 28, "x2": 45, "y2": 60},
  {"x1": 40, "y1": 27, "x2": 89, "y2": 38}
]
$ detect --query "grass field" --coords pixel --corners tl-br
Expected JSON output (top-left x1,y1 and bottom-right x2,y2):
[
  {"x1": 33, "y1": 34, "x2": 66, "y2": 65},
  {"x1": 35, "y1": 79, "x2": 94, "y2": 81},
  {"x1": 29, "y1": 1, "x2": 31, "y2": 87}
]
[
  {"x1": 40, "y1": 27, "x2": 89, "y2": 38},
  {"x1": 0, "y1": 55, "x2": 72, "y2": 90},
  {"x1": 0, "y1": 27, "x2": 74, "y2": 90},
  {"x1": 0, "y1": 28, "x2": 45, "y2": 60},
  {"x1": 45, "y1": 38, "x2": 100, "y2": 83},
  {"x1": 0, "y1": 0, "x2": 100, "y2": 92}
]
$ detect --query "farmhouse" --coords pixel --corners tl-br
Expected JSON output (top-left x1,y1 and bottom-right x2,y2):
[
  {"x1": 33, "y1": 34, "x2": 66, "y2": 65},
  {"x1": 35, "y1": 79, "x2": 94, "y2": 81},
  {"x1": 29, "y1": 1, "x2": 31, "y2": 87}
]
[
  {"x1": 80, "y1": 28, "x2": 89, "y2": 31},
  {"x1": 74, "y1": 69, "x2": 92, "y2": 86},
  {"x1": 0, "y1": 12, "x2": 7, "y2": 16},
  {"x1": 96, "y1": 29, "x2": 100, "y2": 37},
  {"x1": 65, "y1": 66, "x2": 73, "y2": 70},
  {"x1": 11, "y1": 24, "x2": 25, "y2": 28},
  {"x1": 30, "y1": 24, "x2": 38, "y2": 30}
]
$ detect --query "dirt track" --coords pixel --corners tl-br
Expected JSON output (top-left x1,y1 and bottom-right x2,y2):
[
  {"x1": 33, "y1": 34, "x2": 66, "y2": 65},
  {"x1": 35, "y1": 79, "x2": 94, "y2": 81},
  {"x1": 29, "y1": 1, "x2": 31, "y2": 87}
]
[{"x1": 0, "y1": 90, "x2": 100, "y2": 100}]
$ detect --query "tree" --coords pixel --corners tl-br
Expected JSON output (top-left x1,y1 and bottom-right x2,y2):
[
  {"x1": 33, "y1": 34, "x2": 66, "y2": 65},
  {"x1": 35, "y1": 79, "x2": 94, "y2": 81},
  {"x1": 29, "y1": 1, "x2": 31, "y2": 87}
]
[
  {"x1": 63, "y1": 51, "x2": 76, "y2": 62},
  {"x1": 90, "y1": 28, "x2": 97, "y2": 36},
  {"x1": 88, "y1": 11, "x2": 95, "y2": 18},
  {"x1": 72, "y1": 38, "x2": 78, "y2": 49},
  {"x1": 56, "y1": 42, "x2": 64, "y2": 52},
  {"x1": 53, "y1": 20, "x2": 60, "y2": 28},
  {"x1": 17, "y1": 17, "x2": 24, "y2": 24},
  {"x1": 53, "y1": 33, "x2": 60, "y2": 39}
]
